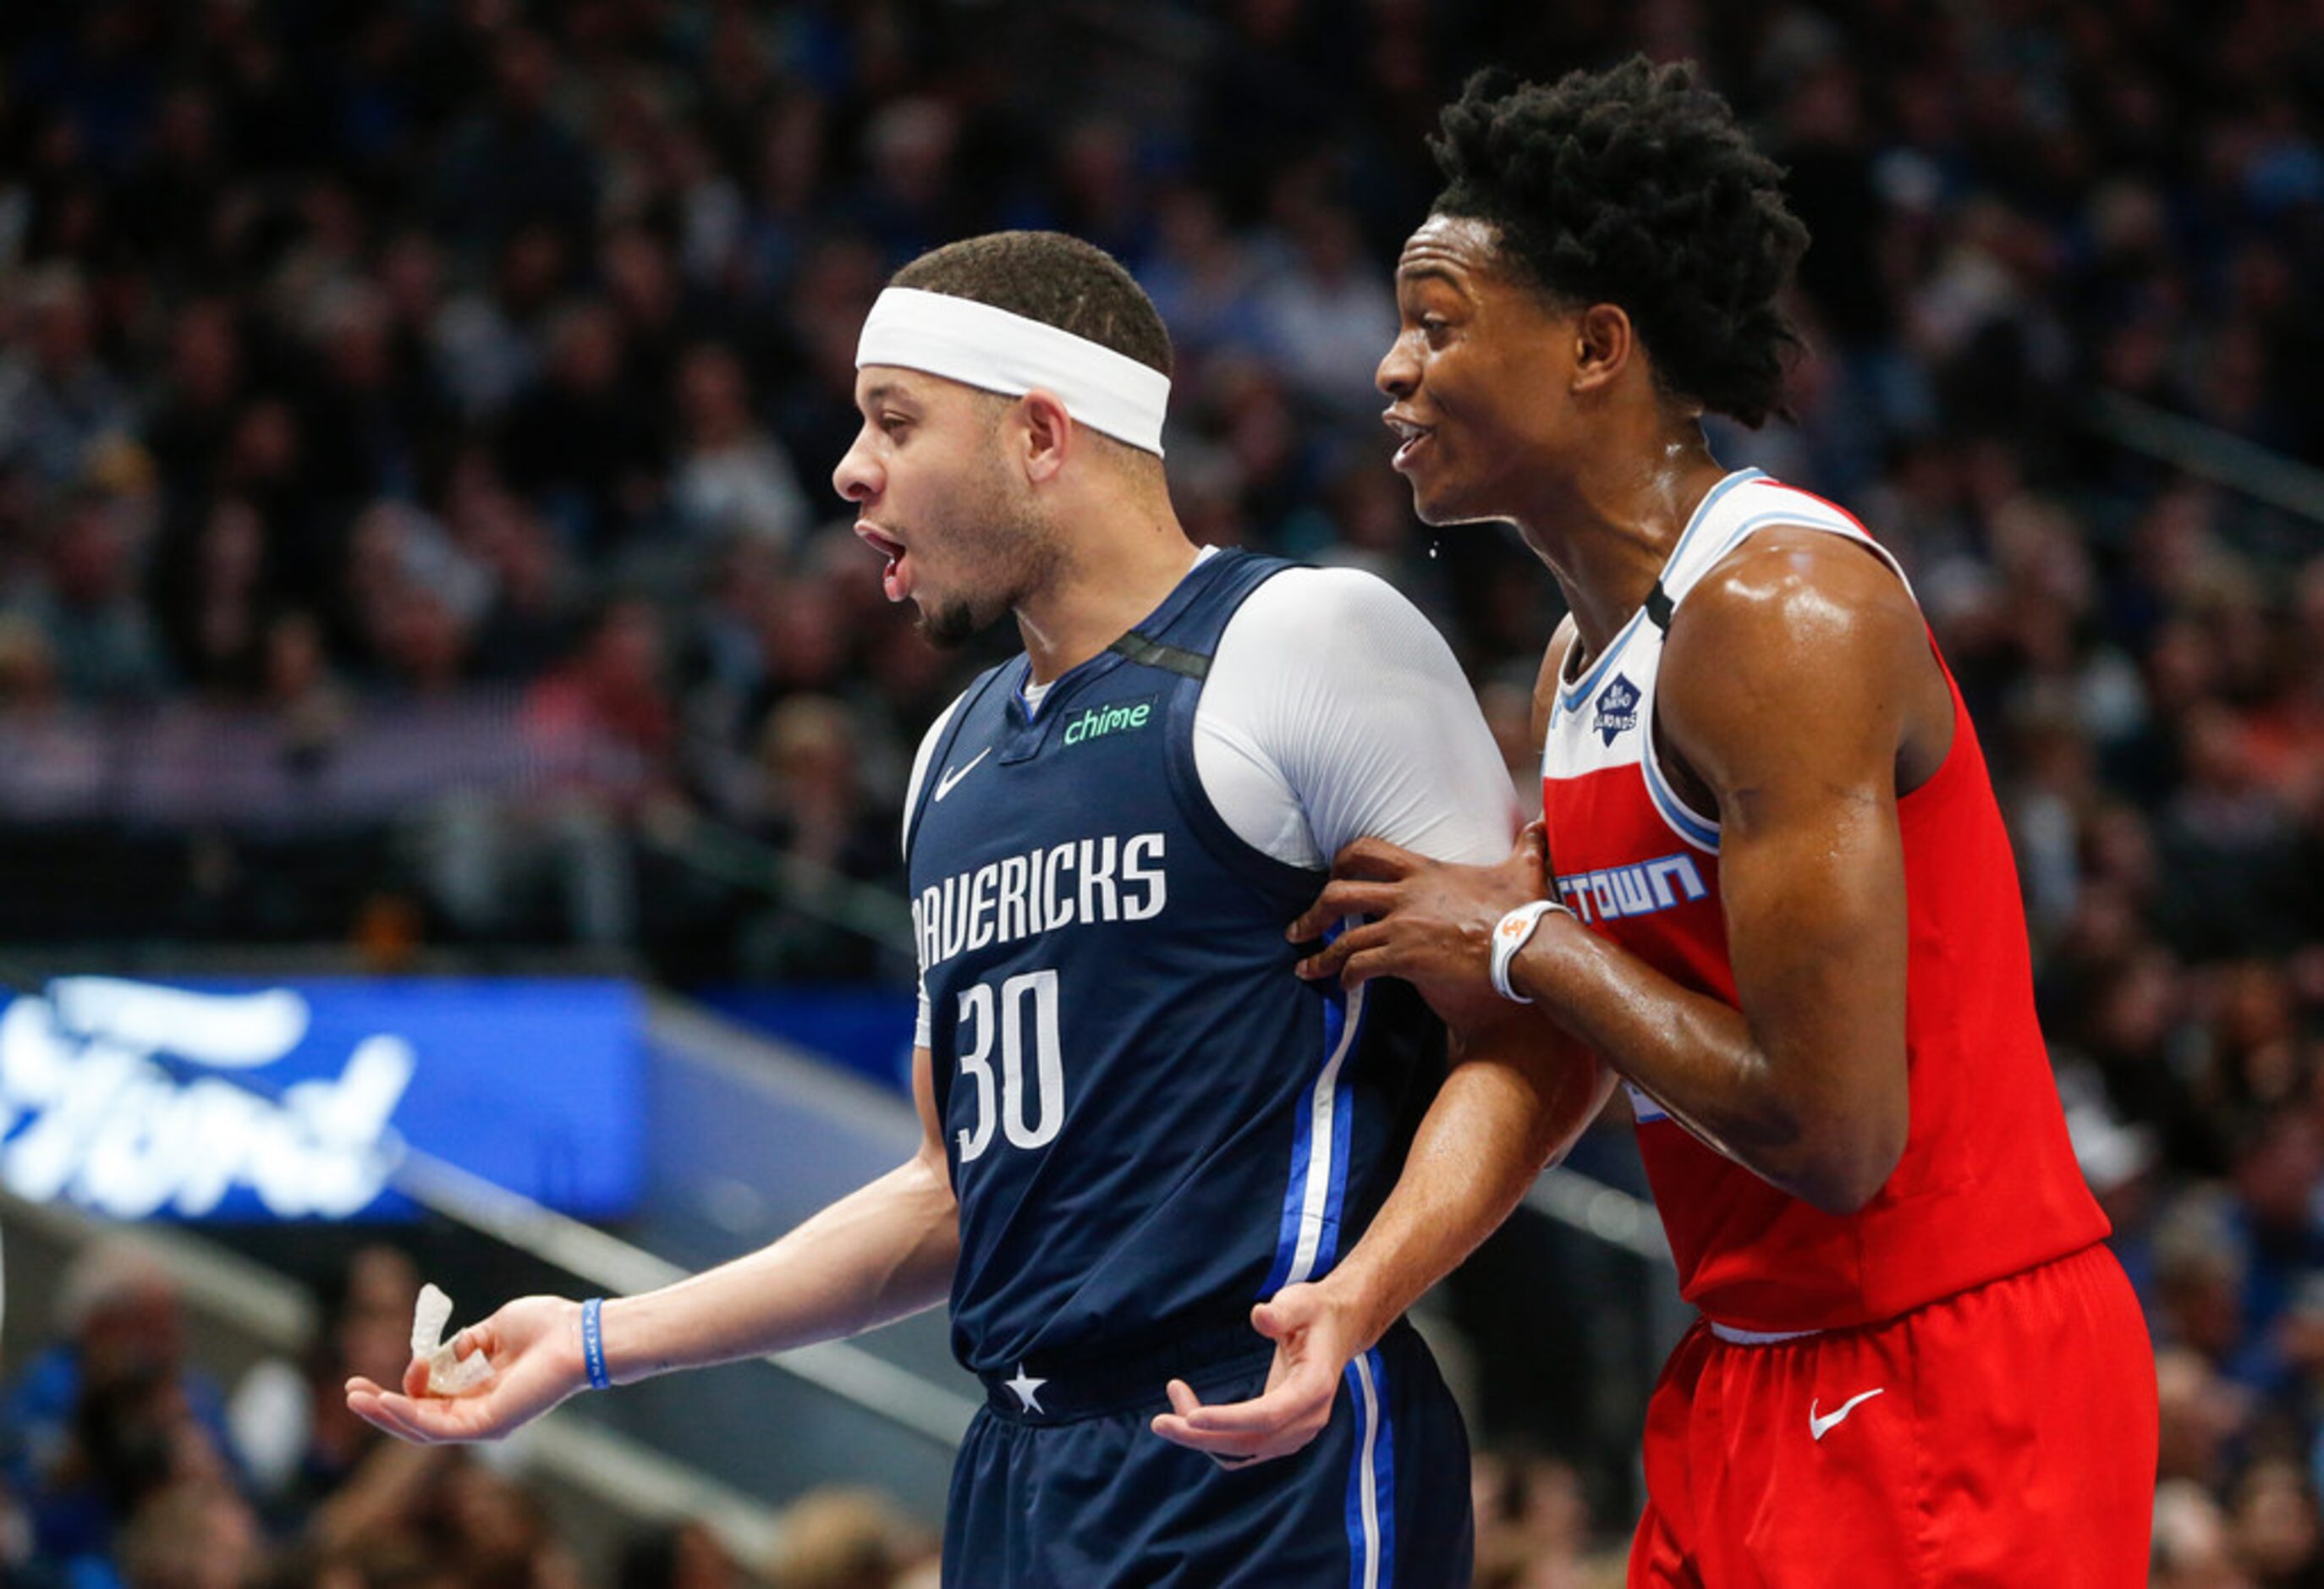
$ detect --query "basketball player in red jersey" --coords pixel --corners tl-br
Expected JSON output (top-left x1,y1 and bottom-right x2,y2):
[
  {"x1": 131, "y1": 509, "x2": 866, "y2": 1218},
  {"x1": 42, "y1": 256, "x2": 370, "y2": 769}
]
[{"x1": 1284, "y1": 58, "x2": 2158, "y2": 1586}]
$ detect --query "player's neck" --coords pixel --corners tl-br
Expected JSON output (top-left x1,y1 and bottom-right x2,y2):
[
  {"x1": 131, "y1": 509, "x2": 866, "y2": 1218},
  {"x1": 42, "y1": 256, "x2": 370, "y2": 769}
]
[
  {"x1": 1014, "y1": 502, "x2": 1200, "y2": 685},
  {"x1": 1514, "y1": 434, "x2": 1730, "y2": 657}
]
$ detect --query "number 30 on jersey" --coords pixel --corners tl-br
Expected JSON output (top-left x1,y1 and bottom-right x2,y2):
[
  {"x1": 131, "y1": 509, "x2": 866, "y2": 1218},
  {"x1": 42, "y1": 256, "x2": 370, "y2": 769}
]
[{"x1": 953, "y1": 969, "x2": 1064, "y2": 1161}]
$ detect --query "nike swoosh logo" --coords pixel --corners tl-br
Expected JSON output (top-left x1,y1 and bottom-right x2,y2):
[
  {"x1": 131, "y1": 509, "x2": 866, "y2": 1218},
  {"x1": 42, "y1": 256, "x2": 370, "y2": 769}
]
[
  {"x1": 1809, "y1": 1388, "x2": 1884, "y2": 1441},
  {"x1": 932, "y1": 748, "x2": 992, "y2": 802}
]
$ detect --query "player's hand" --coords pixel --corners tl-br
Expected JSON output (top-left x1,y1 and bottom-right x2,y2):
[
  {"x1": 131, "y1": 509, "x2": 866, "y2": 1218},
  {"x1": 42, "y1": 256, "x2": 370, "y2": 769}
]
[
  {"x1": 344, "y1": 1295, "x2": 586, "y2": 1445},
  {"x1": 1148, "y1": 1282, "x2": 1359, "y2": 1468},
  {"x1": 1289, "y1": 824, "x2": 1552, "y2": 1021}
]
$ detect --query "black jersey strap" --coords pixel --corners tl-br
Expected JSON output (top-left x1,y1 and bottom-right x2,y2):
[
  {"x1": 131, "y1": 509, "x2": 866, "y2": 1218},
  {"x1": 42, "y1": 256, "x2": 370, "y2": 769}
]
[{"x1": 1109, "y1": 630, "x2": 1211, "y2": 679}]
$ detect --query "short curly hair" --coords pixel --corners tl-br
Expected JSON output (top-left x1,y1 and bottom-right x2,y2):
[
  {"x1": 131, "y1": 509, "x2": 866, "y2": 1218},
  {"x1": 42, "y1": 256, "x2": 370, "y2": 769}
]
[
  {"x1": 891, "y1": 230, "x2": 1173, "y2": 380},
  {"x1": 1429, "y1": 57, "x2": 1809, "y2": 428}
]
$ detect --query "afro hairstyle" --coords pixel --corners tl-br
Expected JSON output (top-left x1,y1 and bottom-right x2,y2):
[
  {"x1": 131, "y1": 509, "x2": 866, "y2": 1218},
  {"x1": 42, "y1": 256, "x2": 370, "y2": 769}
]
[{"x1": 1429, "y1": 56, "x2": 1810, "y2": 428}]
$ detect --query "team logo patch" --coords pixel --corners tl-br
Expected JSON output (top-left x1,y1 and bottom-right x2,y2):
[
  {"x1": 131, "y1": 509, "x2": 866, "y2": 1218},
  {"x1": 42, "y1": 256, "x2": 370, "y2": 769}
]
[{"x1": 1595, "y1": 674, "x2": 1640, "y2": 746}]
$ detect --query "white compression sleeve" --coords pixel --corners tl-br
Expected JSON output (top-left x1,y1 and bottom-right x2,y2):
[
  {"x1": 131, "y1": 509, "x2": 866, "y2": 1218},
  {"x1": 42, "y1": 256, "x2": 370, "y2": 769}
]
[{"x1": 1195, "y1": 565, "x2": 1519, "y2": 870}]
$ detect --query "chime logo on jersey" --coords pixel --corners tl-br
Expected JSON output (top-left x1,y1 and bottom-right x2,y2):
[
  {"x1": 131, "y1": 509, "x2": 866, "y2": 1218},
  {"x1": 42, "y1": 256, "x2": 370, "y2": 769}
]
[
  {"x1": 1595, "y1": 674, "x2": 1640, "y2": 745},
  {"x1": 1061, "y1": 695, "x2": 1157, "y2": 749}
]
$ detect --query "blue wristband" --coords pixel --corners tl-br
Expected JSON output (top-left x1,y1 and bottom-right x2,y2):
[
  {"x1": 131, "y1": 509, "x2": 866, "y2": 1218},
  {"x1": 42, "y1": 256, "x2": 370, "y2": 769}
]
[{"x1": 580, "y1": 1296, "x2": 610, "y2": 1390}]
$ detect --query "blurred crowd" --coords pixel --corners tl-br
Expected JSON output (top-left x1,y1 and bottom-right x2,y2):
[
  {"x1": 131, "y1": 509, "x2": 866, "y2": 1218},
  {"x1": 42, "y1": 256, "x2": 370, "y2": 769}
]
[
  {"x1": 3, "y1": 0, "x2": 2322, "y2": 1581},
  {"x1": 0, "y1": 1237, "x2": 953, "y2": 1589},
  {"x1": 0, "y1": 1236, "x2": 1645, "y2": 1589}
]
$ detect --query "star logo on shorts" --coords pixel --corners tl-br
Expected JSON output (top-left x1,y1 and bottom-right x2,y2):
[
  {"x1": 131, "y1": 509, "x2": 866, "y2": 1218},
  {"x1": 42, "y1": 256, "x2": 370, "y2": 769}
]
[{"x1": 1004, "y1": 1366, "x2": 1047, "y2": 1415}]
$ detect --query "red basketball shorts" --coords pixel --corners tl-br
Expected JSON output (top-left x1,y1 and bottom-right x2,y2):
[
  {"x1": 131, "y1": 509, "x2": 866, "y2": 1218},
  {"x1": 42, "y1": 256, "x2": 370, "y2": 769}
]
[{"x1": 1629, "y1": 1241, "x2": 2156, "y2": 1587}]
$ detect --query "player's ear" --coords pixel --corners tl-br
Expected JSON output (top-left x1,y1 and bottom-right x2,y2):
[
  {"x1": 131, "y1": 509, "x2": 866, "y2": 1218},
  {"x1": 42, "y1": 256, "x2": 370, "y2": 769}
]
[
  {"x1": 1569, "y1": 304, "x2": 1634, "y2": 396},
  {"x1": 1016, "y1": 388, "x2": 1073, "y2": 484}
]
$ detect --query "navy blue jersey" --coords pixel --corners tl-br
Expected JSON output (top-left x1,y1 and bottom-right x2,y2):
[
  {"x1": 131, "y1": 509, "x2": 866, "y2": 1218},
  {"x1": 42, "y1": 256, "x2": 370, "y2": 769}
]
[{"x1": 906, "y1": 549, "x2": 1448, "y2": 1376}]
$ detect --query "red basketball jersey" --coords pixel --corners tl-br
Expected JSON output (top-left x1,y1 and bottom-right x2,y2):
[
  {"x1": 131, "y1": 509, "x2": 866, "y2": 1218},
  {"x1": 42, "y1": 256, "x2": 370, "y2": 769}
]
[{"x1": 1540, "y1": 470, "x2": 2108, "y2": 1333}]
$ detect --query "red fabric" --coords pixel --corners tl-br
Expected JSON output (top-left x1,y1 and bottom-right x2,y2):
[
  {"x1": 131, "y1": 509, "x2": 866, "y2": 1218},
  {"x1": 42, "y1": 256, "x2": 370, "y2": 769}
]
[
  {"x1": 1541, "y1": 657, "x2": 2112, "y2": 1333},
  {"x1": 1626, "y1": 1244, "x2": 2156, "y2": 1587}
]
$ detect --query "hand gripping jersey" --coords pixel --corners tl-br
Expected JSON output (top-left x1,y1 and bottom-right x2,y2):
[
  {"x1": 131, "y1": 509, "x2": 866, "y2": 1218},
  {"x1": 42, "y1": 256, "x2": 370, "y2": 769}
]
[
  {"x1": 1540, "y1": 470, "x2": 2108, "y2": 1333},
  {"x1": 904, "y1": 549, "x2": 1447, "y2": 1375}
]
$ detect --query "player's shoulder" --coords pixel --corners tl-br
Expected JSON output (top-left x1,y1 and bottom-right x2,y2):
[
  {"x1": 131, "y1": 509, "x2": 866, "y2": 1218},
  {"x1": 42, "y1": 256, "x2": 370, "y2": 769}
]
[
  {"x1": 1662, "y1": 520, "x2": 1933, "y2": 761},
  {"x1": 1675, "y1": 522, "x2": 1922, "y2": 667},
  {"x1": 1223, "y1": 562, "x2": 1444, "y2": 660}
]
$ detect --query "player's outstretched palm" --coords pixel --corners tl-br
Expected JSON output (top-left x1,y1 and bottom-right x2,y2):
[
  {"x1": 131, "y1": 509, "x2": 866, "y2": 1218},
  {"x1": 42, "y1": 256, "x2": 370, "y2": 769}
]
[
  {"x1": 1148, "y1": 1282, "x2": 1357, "y2": 1468},
  {"x1": 345, "y1": 1295, "x2": 585, "y2": 1446}
]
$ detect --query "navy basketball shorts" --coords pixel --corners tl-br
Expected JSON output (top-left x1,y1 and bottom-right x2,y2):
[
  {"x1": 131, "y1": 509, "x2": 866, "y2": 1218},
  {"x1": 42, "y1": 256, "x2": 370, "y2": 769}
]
[{"x1": 942, "y1": 1317, "x2": 1472, "y2": 1586}]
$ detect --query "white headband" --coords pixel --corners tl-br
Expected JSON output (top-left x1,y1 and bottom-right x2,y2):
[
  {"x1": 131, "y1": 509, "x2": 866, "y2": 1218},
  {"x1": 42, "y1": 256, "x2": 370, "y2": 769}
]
[{"x1": 855, "y1": 286, "x2": 1169, "y2": 456}]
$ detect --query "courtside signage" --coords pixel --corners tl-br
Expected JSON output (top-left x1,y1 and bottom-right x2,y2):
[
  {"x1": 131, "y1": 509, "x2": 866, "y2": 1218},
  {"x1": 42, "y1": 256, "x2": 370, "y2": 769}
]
[{"x1": 0, "y1": 976, "x2": 640, "y2": 1221}]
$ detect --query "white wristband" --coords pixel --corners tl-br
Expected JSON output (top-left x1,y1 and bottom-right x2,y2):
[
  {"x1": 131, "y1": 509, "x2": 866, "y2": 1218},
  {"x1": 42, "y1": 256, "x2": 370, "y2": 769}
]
[{"x1": 1490, "y1": 899, "x2": 1567, "y2": 1003}]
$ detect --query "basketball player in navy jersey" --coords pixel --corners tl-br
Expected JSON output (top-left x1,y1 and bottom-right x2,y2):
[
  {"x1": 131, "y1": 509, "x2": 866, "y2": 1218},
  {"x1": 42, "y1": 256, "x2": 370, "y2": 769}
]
[{"x1": 348, "y1": 230, "x2": 1607, "y2": 1585}]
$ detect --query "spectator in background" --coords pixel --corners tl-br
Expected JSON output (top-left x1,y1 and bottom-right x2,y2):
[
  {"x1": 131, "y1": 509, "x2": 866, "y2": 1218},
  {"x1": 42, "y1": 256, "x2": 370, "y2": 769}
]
[
  {"x1": 0, "y1": 268, "x2": 133, "y2": 492},
  {"x1": 601, "y1": 226, "x2": 695, "y2": 421},
  {"x1": 229, "y1": 1247, "x2": 422, "y2": 1526},
  {"x1": 617, "y1": 1519, "x2": 747, "y2": 1589},
  {"x1": 458, "y1": 481, "x2": 580, "y2": 683},
  {"x1": 1140, "y1": 188, "x2": 1271, "y2": 381},
  {"x1": 294, "y1": 280, "x2": 440, "y2": 512},
  {"x1": 762, "y1": 1487, "x2": 932, "y2": 1589},
  {"x1": 139, "y1": 299, "x2": 244, "y2": 511},
  {"x1": 668, "y1": 343, "x2": 809, "y2": 553},
  {"x1": 429, "y1": 28, "x2": 598, "y2": 254},
  {"x1": 521, "y1": 597, "x2": 677, "y2": 805},
  {"x1": 2228, "y1": 1457, "x2": 2324, "y2": 1586},
  {"x1": 734, "y1": 693, "x2": 896, "y2": 982},
  {"x1": 1, "y1": 1241, "x2": 247, "y2": 1570},
  {"x1": 1469, "y1": 1447, "x2": 1613, "y2": 1589},
  {"x1": 341, "y1": 500, "x2": 486, "y2": 698},
  {"x1": 849, "y1": 97, "x2": 964, "y2": 267},
  {"x1": 1252, "y1": 197, "x2": 1400, "y2": 421},
  {"x1": 433, "y1": 223, "x2": 569, "y2": 423},
  {"x1": 12, "y1": 487, "x2": 168, "y2": 703},
  {"x1": 0, "y1": 612, "x2": 104, "y2": 818},
  {"x1": 423, "y1": 597, "x2": 674, "y2": 947},
  {"x1": 261, "y1": 610, "x2": 352, "y2": 778},
  {"x1": 2157, "y1": 1346, "x2": 2252, "y2": 1498},
  {"x1": 762, "y1": 233, "x2": 883, "y2": 483},
  {"x1": 154, "y1": 495, "x2": 269, "y2": 695},
  {"x1": 497, "y1": 299, "x2": 660, "y2": 557},
  {"x1": 2151, "y1": 1477, "x2": 2250, "y2": 1589},
  {"x1": 113, "y1": 1477, "x2": 263, "y2": 1589}
]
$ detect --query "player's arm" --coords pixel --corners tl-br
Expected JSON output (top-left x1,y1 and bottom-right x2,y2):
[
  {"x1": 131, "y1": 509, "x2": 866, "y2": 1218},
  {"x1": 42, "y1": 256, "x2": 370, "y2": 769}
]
[
  {"x1": 345, "y1": 1044, "x2": 959, "y2": 1444},
  {"x1": 1153, "y1": 574, "x2": 1607, "y2": 1465},
  {"x1": 1285, "y1": 613, "x2": 1610, "y2": 1351},
  {"x1": 1299, "y1": 532, "x2": 1945, "y2": 1215},
  {"x1": 1500, "y1": 534, "x2": 1937, "y2": 1210}
]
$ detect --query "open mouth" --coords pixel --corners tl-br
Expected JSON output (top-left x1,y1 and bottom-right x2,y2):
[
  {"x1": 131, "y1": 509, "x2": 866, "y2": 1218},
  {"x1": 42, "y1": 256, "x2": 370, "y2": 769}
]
[
  {"x1": 854, "y1": 522, "x2": 911, "y2": 602},
  {"x1": 1386, "y1": 414, "x2": 1434, "y2": 471}
]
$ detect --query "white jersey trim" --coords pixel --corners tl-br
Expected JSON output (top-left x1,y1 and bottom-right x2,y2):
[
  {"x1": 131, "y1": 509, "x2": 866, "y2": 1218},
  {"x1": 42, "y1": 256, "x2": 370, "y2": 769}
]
[{"x1": 1543, "y1": 472, "x2": 1921, "y2": 860}]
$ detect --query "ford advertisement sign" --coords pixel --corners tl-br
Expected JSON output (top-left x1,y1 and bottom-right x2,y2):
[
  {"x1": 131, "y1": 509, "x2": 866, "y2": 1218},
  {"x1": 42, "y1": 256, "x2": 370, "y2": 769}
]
[{"x1": 0, "y1": 976, "x2": 641, "y2": 1221}]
